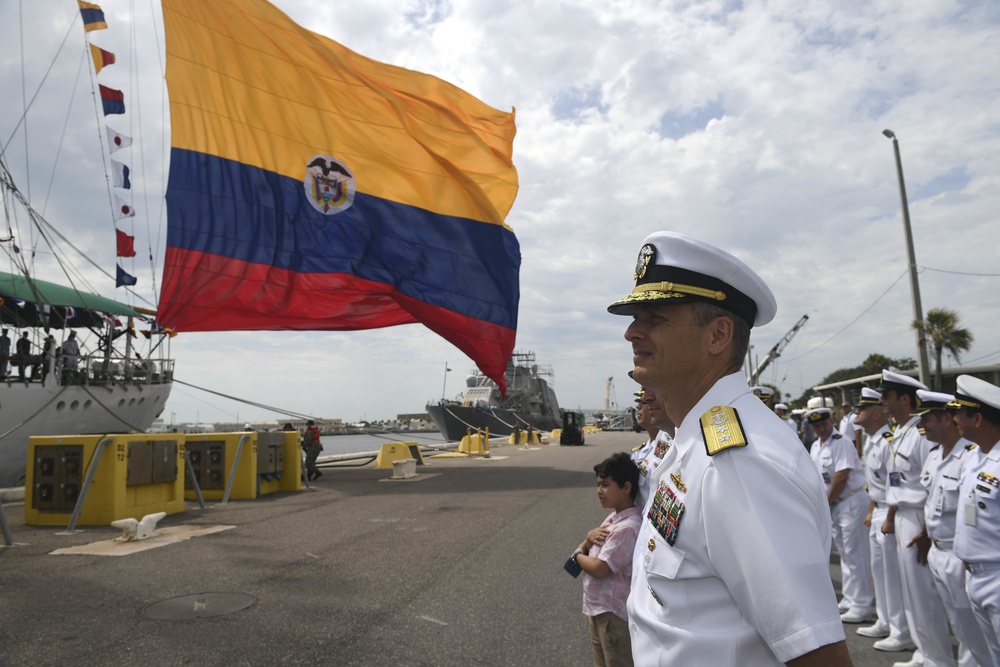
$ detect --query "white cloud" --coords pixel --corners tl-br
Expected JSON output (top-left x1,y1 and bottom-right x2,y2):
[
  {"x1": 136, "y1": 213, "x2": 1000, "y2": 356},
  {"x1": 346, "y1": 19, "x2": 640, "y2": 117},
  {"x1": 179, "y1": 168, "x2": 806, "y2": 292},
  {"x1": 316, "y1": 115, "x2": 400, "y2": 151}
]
[{"x1": 2, "y1": 0, "x2": 998, "y2": 424}]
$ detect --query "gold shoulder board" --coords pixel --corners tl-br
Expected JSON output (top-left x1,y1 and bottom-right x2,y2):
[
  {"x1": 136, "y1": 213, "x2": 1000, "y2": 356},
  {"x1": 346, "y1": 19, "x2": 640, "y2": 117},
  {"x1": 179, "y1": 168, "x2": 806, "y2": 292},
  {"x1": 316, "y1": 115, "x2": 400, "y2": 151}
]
[
  {"x1": 632, "y1": 443, "x2": 644, "y2": 453},
  {"x1": 883, "y1": 431, "x2": 893, "y2": 441},
  {"x1": 700, "y1": 406, "x2": 748, "y2": 456},
  {"x1": 966, "y1": 442, "x2": 978, "y2": 450},
  {"x1": 832, "y1": 432, "x2": 842, "y2": 439}
]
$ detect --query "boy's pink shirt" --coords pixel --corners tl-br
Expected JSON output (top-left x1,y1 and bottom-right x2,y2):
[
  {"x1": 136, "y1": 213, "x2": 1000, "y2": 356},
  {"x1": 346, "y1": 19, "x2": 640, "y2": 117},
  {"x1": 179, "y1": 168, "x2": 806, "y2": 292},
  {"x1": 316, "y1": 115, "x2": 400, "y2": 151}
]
[{"x1": 582, "y1": 506, "x2": 642, "y2": 621}]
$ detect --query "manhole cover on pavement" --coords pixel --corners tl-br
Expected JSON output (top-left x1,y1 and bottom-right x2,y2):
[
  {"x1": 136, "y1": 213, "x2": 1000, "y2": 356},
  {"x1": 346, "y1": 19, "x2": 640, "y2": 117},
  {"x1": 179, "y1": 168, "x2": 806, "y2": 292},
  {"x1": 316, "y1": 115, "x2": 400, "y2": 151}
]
[{"x1": 143, "y1": 592, "x2": 255, "y2": 620}]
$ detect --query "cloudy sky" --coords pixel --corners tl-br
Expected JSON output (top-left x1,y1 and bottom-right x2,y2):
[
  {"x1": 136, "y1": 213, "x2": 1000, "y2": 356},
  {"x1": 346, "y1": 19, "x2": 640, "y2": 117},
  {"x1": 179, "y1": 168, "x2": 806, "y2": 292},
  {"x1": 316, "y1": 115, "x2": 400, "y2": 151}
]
[{"x1": 2, "y1": 0, "x2": 999, "y2": 426}]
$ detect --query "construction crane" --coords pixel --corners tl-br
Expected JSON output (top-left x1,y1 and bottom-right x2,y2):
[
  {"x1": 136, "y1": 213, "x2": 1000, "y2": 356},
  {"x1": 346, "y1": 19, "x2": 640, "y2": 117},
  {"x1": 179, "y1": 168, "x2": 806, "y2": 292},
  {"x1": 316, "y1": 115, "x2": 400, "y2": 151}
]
[{"x1": 749, "y1": 314, "x2": 809, "y2": 386}]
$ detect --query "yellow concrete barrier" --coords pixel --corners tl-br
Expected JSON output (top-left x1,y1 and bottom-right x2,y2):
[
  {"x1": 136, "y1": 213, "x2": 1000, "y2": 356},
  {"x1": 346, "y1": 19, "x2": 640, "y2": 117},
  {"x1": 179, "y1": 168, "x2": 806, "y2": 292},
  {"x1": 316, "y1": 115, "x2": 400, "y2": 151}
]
[
  {"x1": 185, "y1": 432, "x2": 257, "y2": 501},
  {"x1": 507, "y1": 431, "x2": 541, "y2": 445},
  {"x1": 375, "y1": 442, "x2": 425, "y2": 469},
  {"x1": 458, "y1": 430, "x2": 490, "y2": 454},
  {"x1": 25, "y1": 434, "x2": 185, "y2": 527}
]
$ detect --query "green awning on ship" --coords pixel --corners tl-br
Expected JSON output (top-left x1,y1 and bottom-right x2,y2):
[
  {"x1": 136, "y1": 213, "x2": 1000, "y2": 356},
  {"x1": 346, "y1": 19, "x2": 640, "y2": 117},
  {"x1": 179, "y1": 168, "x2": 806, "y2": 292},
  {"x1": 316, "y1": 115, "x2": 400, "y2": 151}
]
[{"x1": 0, "y1": 270, "x2": 143, "y2": 328}]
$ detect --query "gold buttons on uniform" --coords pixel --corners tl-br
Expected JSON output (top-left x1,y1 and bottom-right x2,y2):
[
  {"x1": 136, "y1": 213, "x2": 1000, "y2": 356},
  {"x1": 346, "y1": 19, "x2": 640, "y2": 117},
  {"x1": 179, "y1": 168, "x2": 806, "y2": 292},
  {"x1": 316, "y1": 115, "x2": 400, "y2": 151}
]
[{"x1": 648, "y1": 538, "x2": 656, "y2": 552}]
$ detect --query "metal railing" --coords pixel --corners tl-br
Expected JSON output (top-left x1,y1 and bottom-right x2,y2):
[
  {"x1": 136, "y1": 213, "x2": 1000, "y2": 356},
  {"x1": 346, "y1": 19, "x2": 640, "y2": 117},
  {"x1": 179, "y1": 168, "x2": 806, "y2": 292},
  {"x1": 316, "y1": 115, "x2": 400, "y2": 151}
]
[{"x1": 0, "y1": 353, "x2": 174, "y2": 388}]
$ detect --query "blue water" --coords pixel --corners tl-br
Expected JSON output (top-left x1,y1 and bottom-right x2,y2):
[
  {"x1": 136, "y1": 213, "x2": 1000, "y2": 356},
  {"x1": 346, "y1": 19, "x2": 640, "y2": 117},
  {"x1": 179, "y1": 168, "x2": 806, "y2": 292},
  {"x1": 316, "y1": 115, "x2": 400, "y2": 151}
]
[{"x1": 318, "y1": 431, "x2": 446, "y2": 457}]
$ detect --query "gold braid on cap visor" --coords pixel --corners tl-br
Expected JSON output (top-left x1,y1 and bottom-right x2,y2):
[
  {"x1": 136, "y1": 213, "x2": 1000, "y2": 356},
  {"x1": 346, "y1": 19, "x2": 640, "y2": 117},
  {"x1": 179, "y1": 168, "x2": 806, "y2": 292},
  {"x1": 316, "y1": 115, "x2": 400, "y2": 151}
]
[
  {"x1": 626, "y1": 281, "x2": 727, "y2": 302},
  {"x1": 948, "y1": 397, "x2": 981, "y2": 409}
]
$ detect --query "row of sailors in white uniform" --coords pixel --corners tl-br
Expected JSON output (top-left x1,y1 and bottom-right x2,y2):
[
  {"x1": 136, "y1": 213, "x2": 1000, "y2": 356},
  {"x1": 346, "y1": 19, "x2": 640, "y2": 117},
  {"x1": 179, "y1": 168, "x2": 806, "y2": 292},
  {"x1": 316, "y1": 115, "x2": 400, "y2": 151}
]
[{"x1": 805, "y1": 374, "x2": 1000, "y2": 667}]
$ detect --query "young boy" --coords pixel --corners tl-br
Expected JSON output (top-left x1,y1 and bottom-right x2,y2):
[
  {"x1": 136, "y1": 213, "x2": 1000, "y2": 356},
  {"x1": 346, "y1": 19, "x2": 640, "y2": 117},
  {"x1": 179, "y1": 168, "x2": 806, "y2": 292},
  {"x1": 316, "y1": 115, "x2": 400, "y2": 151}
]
[{"x1": 573, "y1": 452, "x2": 642, "y2": 667}]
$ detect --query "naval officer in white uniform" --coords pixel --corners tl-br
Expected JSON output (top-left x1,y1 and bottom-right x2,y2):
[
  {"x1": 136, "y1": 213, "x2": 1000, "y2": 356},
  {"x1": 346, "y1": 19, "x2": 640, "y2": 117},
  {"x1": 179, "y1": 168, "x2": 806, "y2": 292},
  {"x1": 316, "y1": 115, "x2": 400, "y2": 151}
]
[
  {"x1": 879, "y1": 370, "x2": 954, "y2": 667},
  {"x1": 631, "y1": 390, "x2": 673, "y2": 513},
  {"x1": 805, "y1": 407, "x2": 874, "y2": 624},
  {"x1": 608, "y1": 231, "x2": 849, "y2": 666},
  {"x1": 915, "y1": 389, "x2": 992, "y2": 667},
  {"x1": 951, "y1": 375, "x2": 1000, "y2": 666},
  {"x1": 854, "y1": 388, "x2": 915, "y2": 653}
]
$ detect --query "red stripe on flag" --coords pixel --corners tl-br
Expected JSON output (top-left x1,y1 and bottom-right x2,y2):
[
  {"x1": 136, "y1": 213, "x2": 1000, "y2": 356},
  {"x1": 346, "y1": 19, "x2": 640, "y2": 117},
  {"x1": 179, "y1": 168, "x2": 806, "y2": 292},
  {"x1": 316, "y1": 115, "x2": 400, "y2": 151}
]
[{"x1": 157, "y1": 247, "x2": 514, "y2": 392}]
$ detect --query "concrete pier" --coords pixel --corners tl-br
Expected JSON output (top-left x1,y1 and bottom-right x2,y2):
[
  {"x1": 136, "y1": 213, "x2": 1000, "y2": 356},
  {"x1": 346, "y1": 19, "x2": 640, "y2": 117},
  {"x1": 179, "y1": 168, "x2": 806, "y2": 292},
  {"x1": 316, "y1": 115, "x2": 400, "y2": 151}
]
[{"x1": 0, "y1": 432, "x2": 934, "y2": 665}]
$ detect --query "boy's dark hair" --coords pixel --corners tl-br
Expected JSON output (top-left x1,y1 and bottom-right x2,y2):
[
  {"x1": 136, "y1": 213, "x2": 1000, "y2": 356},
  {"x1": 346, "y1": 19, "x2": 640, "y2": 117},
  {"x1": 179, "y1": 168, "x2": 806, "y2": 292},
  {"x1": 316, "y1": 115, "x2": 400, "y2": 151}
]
[{"x1": 594, "y1": 452, "x2": 640, "y2": 500}]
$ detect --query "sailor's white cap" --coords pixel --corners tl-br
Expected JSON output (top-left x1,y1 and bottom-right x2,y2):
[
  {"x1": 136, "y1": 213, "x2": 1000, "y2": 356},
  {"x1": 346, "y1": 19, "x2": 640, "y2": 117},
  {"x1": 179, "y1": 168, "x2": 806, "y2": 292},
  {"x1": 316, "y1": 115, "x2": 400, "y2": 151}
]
[
  {"x1": 607, "y1": 231, "x2": 777, "y2": 327},
  {"x1": 949, "y1": 374, "x2": 1000, "y2": 415},
  {"x1": 858, "y1": 387, "x2": 882, "y2": 406},
  {"x1": 804, "y1": 407, "x2": 832, "y2": 424},
  {"x1": 774, "y1": 403, "x2": 788, "y2": 411},
  {"x1": 752, "y1": 386, "x2": 774, "y2": 397},
  {"x1": 913, "y1": 389, "x2": 955, "y2": 416},
  {"x1": 878, "y1": 370, "x2": 927, "y2": 392}
]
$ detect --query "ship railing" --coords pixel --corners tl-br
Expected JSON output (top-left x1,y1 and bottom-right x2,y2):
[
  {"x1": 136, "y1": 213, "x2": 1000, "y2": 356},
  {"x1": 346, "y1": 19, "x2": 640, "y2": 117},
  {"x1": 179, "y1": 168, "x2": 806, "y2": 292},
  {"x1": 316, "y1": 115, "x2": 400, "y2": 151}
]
[
  {"x1": 0, "y1": 353, "x2": 175, "y2": 388},
  {"x1": 80, "y1": 354, "x2": 174, "y2": 387}
]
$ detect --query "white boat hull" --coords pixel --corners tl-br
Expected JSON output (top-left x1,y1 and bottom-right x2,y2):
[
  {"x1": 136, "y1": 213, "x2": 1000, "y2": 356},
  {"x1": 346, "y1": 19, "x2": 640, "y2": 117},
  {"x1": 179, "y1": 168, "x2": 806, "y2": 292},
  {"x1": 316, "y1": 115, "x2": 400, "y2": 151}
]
[{"x1": 0, "y1": 380, "x2": 172, "y2": 487}]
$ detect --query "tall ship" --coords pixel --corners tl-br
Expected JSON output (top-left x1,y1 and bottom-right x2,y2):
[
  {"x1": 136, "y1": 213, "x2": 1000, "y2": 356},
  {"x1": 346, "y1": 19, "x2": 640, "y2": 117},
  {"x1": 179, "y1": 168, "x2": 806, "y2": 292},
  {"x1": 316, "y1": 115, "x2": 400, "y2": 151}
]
[
  {"x1": 426, "y1": 351, "x2": 562, "y2": 441},
  {"x1": 0, "y1": 269, "x2": 174, "y2": 487},
  {"x1": 4, "y1": 0, "x2": 526, "y2": 487},
  {"x1": 0, "y1": 5, "x2": 176, "y2": 488}
]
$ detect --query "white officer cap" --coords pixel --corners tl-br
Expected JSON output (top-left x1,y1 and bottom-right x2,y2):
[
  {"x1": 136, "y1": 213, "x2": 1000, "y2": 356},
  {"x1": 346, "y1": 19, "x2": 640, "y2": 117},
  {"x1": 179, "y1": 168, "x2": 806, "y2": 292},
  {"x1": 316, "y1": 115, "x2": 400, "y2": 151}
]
[
  {"x1": 877, "y1": 369, "x2": 927, "y2": 393},
  {"x1": 857, "y1": 387, "x2": 882, "y2": 406},
  {"x1": 913, "y1": 389, "x2": 955, "y2": 416},
  {"x1": 806, "y1": 396, "x2": 833, "y2": 409},
  {"x1": 774, "y1": 403, "x2": 788, "y2": 411},
  {"x1": 607, "y1": 231, "x2": 777, "y2": 327},
  {"x1": 949, "y1": 374, "x2": 1000, "y2": 416},
  {"x1": 751, "y1": 385, "x2": 774, "y2": 397},
  {"x1": 804, "y1": 407, "x2": 832, "y2": 424}
]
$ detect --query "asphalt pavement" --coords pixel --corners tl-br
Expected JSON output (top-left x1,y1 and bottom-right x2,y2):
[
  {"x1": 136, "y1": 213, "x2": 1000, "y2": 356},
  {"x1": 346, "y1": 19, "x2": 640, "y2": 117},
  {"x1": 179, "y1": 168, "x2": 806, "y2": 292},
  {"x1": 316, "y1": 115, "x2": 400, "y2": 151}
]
[{"x1": 0, "y1": 431, "x2": 951, "y2": 666}]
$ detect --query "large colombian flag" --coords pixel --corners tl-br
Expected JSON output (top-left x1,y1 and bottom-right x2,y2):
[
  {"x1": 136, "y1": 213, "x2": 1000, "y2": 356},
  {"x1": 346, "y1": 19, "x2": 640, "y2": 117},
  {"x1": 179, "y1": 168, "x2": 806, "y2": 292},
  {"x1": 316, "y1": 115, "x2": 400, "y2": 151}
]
[{"x1": 157, "y1": 0, "x2": 520, "y2": 391}]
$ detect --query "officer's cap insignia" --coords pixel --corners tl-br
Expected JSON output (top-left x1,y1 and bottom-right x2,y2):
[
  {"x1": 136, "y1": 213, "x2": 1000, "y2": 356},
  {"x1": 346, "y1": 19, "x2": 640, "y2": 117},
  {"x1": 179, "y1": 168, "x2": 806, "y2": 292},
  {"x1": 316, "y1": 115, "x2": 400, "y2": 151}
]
[
  {"x1": 700, "y1": 406, "x2": 748, "y2": 456},
  {"x1": 634, "y1": 244, "x2": 655, "y2": 281}
]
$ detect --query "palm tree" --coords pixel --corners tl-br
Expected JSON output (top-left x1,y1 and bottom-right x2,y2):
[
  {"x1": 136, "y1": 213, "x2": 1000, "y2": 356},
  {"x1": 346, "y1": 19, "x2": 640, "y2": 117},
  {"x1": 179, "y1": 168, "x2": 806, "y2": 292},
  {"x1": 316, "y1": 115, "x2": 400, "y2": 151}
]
[{"x1": 912, "y1": 308, "x2": 974, "y2": 390}]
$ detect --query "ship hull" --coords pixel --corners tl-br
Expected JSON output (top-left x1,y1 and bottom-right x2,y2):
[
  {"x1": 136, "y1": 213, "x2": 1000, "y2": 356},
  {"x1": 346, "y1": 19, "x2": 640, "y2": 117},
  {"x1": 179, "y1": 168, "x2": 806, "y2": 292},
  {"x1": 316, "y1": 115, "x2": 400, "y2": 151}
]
[
  {"x1": 426, "y1": 402, "x2": 561, "y2": 442},
  {"x1": 0, "y1": 381, "x2": 172, "y2": 487}
]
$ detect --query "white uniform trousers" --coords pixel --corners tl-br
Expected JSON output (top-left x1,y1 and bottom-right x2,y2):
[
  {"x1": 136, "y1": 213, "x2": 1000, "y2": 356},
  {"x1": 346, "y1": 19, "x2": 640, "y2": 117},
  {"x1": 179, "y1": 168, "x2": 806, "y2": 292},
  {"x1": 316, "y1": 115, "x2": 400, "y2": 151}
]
[
  {"x1": 895, "y1": 506, "x2": 955, "y2": 666},
  {"x1": 928, "y1": 544, "x2": 991, "y2": 667},
  {"x1": 833, "y1": 491, "x2": 873, "y2": 614},
  {"x1": 871, "y1": 504, "x2": 912, "y2": 641},
  {"x1": 965, "y1": 562, "x2": 1000, "y2": 666}
]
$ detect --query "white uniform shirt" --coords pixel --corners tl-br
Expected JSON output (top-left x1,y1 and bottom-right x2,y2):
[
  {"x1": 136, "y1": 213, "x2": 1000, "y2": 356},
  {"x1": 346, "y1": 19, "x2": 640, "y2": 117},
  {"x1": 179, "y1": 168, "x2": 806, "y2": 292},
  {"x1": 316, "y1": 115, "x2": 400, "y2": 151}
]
[
  {"x1": 839, "y1": 413, "x2": 859, "y2": 444},
  {"x1": 955, "y1": 444, "x2": 1000, "y2": 564},
  {"x1": 810, "y1": 429, "x2": 866, "y2": 499},
  {"x1": 632, "y1": 432, "x2": 672, "y2": 512},
  {"x1": 627, "y1": 372, "x2": 844, "y2": 666},
  {"x1": 863, "y1": 428, "x2": 894, "y2": 505},
  {"x1": 631, "y1": 437, "x2": 656, "y2": 470},
  {"x1": 885, "y1": 417, "x2": 933, "y2": 509},
  {"x1": 921, "y1": 439, "x2": 975, "y2": 542}
]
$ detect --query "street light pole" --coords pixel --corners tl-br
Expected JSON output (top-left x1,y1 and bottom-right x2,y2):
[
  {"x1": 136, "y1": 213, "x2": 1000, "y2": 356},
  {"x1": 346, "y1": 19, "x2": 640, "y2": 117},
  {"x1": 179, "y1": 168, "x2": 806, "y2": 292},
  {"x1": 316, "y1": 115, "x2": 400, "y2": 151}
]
[{"x1": 883, "y1": 129, "x2": 930, "y2": 386}]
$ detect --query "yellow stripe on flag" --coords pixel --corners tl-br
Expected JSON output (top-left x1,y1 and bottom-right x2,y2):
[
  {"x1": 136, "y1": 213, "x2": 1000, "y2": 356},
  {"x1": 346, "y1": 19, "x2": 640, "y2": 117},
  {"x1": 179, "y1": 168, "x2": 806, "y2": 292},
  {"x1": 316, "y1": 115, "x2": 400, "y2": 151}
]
[{"x1": 163, "y1": 0, "x2": 518, "y2": 225}]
